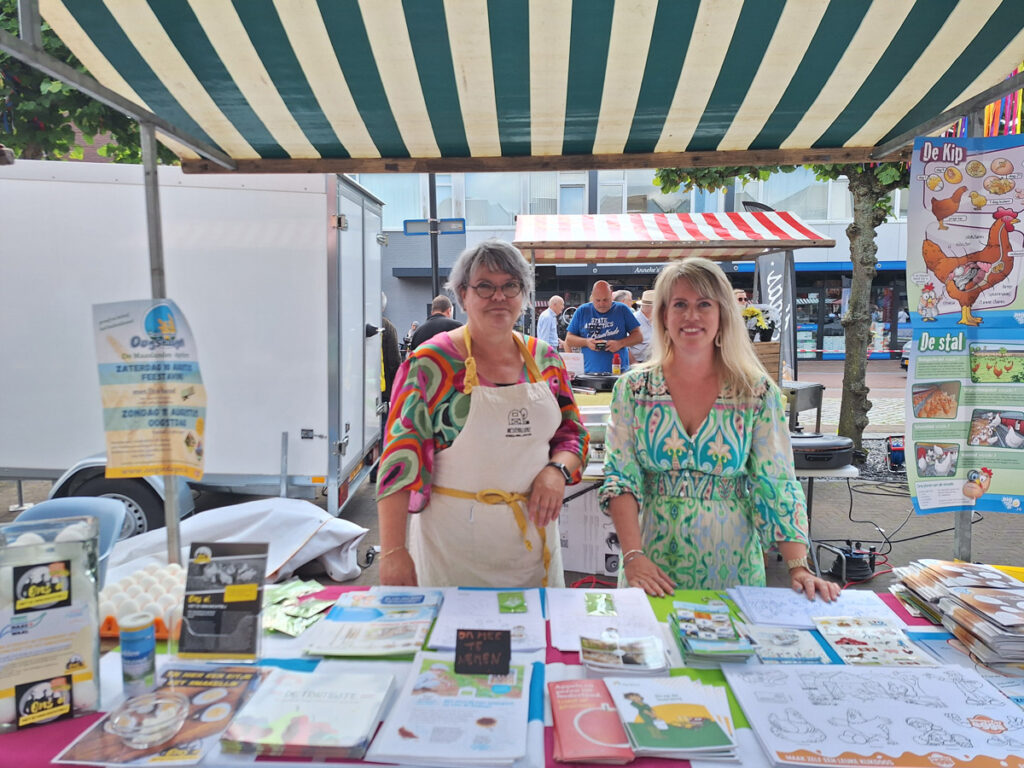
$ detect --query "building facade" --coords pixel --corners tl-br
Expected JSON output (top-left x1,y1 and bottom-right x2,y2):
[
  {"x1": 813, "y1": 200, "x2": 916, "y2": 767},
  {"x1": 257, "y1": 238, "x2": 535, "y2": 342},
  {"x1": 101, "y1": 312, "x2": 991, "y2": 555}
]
[{"x1": 356, "y1": 168, "x2": 911, "y2": 359}]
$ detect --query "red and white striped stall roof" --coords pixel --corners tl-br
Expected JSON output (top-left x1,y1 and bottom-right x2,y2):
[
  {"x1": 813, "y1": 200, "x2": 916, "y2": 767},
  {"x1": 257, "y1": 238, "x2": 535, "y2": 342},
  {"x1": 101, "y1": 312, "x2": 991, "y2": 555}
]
[{"x1": 513, "y1": 213, "x2": 834, "y2": 263}]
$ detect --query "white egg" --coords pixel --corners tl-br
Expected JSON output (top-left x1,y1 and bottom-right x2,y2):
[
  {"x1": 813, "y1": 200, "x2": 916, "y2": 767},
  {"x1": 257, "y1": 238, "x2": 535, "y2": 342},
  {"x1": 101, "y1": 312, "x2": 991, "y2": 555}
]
[
  {"x1": 0, "y1": 695, "x2": 15, "y2": 725},
  {"x1": 157, "y1": 594, "x2": 177, "y2": 612},
  {"x1": 125, "y1": 585, "x2": 143, "y2": 599},
  {"x1": 166, "y1": 563, "x2": 184, "y2": 576},
  {"x1": 13, "y1": 532, "x2": 46, "y2": 546},
  {"x1": 108, "y1": 592, "x2": 128, "y2": 608},
  {"x1": 131, "y1": 570, "x2": 149, "y2": 584},
  {"x1": 117, "y1": 599, "x2": 140, "y2": 619},
  {"x1": 144, "y1": 563, "x2": 161, "y2": 575},
  {"x1": 73, "y1": 680, "x2": 98, "y2": 711},
  {"x1": 140, "y1": 601, "x2": 161, "y2": 621},
  {"x1": 159, "y1": 575, "x2": 178, "y2": 592},
  {"x1": 100, "y1": 583, "x2": 122, "y2": 599},
  {"x1": 55, "y1": 523, "x2": 91, "y2": 542},
  {"x1": 137, "y1": 575, "x2": 157, "y2": 591},
  {"x1": 100, "y1": 600, "x2": 115, "y2": 619},
  {"x1": 146, "y1": 584, "x2": 165, "y2": 601},
  {"x1": 171, "y1": 586, "x2": 184, "y2": 601},
  {"x1": 118, "y1": 577, "x2": 135, "y2": 591}
]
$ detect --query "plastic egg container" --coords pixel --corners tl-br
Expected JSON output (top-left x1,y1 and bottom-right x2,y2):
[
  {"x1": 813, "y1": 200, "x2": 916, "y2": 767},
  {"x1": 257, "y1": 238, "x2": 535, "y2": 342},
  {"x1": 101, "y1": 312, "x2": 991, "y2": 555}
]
[{"x1": 99, "y1": 562, "x2": 186, "y2": 635}]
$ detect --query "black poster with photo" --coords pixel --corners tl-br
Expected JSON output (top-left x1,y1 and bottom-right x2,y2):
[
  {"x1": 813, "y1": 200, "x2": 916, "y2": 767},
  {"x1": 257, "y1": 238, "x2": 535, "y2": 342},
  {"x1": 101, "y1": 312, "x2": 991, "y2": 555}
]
[{"x1": 177, "y1": 542, "x2": 268, "y2": 660}]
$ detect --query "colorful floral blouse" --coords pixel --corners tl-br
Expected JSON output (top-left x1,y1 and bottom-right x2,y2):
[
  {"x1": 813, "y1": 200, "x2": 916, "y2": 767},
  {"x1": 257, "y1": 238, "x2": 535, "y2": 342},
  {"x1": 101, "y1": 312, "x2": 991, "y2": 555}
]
[
  {"x1": 377, "y1": 333, "x2": 589, "y2": 512},
  {"x1": 599, "y1": 365, "x2": 808, "y2": 589}
]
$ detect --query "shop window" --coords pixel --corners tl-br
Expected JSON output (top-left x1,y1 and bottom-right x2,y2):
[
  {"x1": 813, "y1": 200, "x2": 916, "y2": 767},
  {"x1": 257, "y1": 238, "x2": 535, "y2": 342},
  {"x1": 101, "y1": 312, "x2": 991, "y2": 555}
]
[
  {"x1": 597, "y1": 170, "x2": 625, "y2": 213},
  {"x1": 355, "y1": 173, "x2": 422, "y2": 230},
  {"x1": 435, "y1": 174, "x2": 454, "y2": 217},
  {"x1": 761, "y1": 167, "x2": 827, "y2": 220},
  {"x1": 528, "y1": 173, "x2": 557, "y2": 214},
  {"x1": 465, "y1": 172, "x2": 521, "y2": 226},
  {"x1": 625, "y1": 169, "x2": 690, "y2": 213},
  {"x1": 559, "y1": 185, "x2": 586, "y2": 214}
]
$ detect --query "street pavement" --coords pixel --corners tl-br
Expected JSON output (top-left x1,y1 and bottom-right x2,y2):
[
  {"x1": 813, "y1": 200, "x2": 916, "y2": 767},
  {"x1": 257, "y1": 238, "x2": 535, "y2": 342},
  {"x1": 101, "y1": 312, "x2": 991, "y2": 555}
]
[{"x1": 793, "y1": 358, "x2": 907, "y2": 435}]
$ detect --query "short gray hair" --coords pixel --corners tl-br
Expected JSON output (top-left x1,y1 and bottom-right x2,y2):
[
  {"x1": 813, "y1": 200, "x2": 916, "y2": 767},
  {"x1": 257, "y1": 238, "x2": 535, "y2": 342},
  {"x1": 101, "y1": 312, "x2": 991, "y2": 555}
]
[{"x1": 446, "y1": 239, "x2": 534, "y2": 312}]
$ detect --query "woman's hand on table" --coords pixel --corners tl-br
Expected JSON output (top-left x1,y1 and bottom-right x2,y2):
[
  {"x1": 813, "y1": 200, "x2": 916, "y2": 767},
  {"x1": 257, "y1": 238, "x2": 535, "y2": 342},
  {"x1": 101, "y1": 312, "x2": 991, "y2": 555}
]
[
  {"x1": 528, "y1": 465, "x2": 565, "y2": 528},
  {"x1": 379, "y1": 547, "x2": 418, "y2": 586},
  {"x1": 623, "y1": 553, "x2": 675, "y2": 597},
  {"x1": 790, "y1": 567, "x2": 841, "y2": 601}
]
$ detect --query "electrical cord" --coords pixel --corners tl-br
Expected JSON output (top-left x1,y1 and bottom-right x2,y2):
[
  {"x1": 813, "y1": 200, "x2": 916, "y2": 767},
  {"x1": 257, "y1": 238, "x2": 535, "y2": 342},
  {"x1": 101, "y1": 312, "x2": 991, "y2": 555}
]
[
  {"x1": 360, "y1": 546, "x2": 379, "y2": 570},
  {"x1": 570, "y1": 575, "x2": 617, "y2": 589}
]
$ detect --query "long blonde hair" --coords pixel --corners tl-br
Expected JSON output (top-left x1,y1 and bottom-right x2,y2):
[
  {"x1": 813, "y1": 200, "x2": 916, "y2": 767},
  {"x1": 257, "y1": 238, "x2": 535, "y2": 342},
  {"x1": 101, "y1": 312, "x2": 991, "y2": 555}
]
[{"x1": 646, "y1": 258, "x2": 768, "y2": 395}]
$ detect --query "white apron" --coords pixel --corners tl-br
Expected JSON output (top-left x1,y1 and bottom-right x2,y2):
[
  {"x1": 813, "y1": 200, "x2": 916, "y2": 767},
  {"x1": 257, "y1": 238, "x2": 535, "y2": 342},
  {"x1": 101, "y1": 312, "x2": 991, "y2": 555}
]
[{"x1": 409, "y1": 332, "x2": 566, "y2": 588}]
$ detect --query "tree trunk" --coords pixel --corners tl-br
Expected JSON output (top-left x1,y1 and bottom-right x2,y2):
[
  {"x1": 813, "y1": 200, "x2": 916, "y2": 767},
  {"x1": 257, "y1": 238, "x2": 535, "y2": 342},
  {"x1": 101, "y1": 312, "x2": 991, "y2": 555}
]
[{"x1": 838, "y1": 174, "x2": 889, "y2": 453}]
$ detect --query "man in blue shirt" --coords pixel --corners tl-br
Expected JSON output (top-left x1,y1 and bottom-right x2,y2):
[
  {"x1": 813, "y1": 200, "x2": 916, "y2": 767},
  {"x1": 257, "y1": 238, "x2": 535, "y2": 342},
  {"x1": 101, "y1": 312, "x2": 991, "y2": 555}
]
[
  {"x1": 565, "y1": 281, "x2": 642, "y2": 374},
  {"x1": 536, "y1": 295, "x2": 564, "y2": 351}
]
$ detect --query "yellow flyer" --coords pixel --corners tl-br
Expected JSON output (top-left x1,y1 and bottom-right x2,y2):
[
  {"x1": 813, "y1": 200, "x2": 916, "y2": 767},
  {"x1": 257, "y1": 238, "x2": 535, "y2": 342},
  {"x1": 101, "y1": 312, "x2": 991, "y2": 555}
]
[{"x1": 93, "y1": 300, "x2": 206, "y2": 480}]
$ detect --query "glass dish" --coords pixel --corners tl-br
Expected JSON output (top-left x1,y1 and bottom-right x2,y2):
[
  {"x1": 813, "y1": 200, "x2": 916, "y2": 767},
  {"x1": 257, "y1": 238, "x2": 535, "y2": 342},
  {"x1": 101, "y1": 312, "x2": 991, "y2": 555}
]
[{"x1": 104, "y1": 691, "x2": 190, "y2": 749}]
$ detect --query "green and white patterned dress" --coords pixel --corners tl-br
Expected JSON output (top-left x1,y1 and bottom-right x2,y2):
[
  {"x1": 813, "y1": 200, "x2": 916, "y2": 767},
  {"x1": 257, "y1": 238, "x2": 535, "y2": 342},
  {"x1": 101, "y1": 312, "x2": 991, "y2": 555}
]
[{"x1": 599, "y1": 365, "x2": 808, "y2": 589}]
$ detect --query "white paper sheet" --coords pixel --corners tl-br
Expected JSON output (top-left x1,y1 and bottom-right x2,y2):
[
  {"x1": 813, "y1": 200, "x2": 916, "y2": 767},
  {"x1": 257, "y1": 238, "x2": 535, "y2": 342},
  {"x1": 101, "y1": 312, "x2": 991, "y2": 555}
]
[
  {"x1": 729, "y1": 586, "x2": 892, "y2": 629},
  {"x1": 547, "y1": 588, "x2": 661, "y2": 652},
  {"x1": 725, "y1": 665, "x2": 1024, "y2": 768},
  {"x1": 428, "y1": 588, "x2": 546, "y2": 651}
]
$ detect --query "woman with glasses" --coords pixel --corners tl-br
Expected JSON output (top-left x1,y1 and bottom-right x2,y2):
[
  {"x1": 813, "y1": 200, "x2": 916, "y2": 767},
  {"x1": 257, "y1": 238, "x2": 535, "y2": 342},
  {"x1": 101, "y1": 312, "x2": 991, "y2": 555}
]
[
  {"x1": 376, "y1": 240, "x2": 588, "y2": 588},
  {"x1": 600, "y1": 258, "x2": 838, "y2": 602}
]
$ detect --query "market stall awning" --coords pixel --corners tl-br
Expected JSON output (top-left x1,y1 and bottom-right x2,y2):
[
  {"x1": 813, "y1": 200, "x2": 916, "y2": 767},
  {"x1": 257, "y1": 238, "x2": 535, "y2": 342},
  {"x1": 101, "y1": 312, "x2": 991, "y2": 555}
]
[
  {"x1": 513, "y1": 212, "x2": 834, "y2": 262},
  {"x1": 25, "y1": 0, "x2": 1024, "y2": 173}
]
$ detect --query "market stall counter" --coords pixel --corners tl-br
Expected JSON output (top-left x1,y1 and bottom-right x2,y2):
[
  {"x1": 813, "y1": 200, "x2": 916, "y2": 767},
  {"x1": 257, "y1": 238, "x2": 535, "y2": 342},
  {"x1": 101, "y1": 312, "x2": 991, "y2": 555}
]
[{"x1": 7, "y1": 576, "x2": 1007, "y2": 768}]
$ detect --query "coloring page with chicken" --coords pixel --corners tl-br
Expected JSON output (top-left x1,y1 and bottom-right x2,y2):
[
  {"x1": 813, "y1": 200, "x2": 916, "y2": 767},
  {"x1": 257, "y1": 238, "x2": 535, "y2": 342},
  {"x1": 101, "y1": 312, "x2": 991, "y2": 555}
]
[{"x1": 905, "y1": 135, "x2": 1024, "y2": 519}]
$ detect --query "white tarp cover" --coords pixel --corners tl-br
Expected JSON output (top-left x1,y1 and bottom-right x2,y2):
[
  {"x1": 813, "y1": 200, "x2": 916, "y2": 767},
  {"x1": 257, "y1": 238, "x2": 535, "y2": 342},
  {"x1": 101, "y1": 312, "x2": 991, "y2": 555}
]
[{"x1": 106, "y1": 497, "x2": 368, "y2": 584}]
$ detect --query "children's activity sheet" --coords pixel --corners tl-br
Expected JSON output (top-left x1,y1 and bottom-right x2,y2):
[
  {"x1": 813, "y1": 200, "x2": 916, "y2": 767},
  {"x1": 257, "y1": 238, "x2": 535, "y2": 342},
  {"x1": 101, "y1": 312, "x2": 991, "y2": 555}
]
[
  {"x1": 728, "y1": 586, "x2": 891, "y2": 630},
  {"x1": 906, "y1": 135, "x2": 1024, "y2": 516},
  {"x1": 725, "y1": 665, "x2": 1024, "y2": 768}
]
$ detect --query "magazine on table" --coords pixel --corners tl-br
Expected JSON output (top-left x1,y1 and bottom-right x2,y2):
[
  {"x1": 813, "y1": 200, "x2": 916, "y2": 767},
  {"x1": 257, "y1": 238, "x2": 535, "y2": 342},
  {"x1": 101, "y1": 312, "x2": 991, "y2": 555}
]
[
  {"x1": 603, "y1": 676, "x2": 736, "y2": 759},
  {"x1": 303, "y1": 588, "x2": 442, "y2": 657},
  {"x1": 548, "y1": 678, "x2": 635, "y2": 764},
  {"x1": 741, "y1": 625, "x2": 833, "y2": 664},
  {"x1": 813, "y1": 616, "x2": 937, "y2": 666},
  {"x1": 669, "y1": 601, "x2": 755, "y2": 666},
  {"x1": 55, "y1": 666, "x2": 265, "y2": 766},
  {"x1": 579, "y1": 633, "x2": 668, "y2": 675},
  {"x1": 220, "y1": 666, "x2": 394, "y2": 759},
  {"x1": 366, "y1": 650, "x2": 532, "y2": 767}
]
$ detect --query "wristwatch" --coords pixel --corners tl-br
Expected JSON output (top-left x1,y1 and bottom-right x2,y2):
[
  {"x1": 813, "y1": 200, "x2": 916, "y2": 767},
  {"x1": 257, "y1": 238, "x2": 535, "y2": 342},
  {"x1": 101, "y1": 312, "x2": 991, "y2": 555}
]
[
  {"x1": 545, "y1": 461, "x2": 572, "y2": 482},
  {"x1": 786, "y1": 556, "x2": 810, "y2": 572}
]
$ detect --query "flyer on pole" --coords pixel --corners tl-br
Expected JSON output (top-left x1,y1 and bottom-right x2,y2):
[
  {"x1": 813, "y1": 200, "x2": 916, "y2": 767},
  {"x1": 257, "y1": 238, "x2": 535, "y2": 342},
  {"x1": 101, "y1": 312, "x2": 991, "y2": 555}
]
[
  {"x1": 93, "y1": 300, "x2": 206, "y2": 480},
  {"x1": 905, "y1": 134, "x2": 1024, "y2": 516}
]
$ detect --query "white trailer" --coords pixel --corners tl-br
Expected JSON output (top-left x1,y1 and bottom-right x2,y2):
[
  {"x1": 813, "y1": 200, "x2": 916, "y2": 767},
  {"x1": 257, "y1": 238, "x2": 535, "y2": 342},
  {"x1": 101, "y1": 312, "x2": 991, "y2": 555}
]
[{"x1": 0, "y1": 160, "x2": 384, "y2": 534}]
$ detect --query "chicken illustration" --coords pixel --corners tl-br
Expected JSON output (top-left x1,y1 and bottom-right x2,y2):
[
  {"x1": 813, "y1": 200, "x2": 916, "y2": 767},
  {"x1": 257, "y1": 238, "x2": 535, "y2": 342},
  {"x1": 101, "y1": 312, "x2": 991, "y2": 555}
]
[
  {"x1": 918, "y1": 282, "x2": 939, "y2": 321},
  {"x1": 931, "y1": 185, "x2": 967, "y2": 229},
  {"x1": 922, "y1": 207, "x2": 1020, "y2": 325},
  {"x1": 970, "y1": 191, "x2": 988, "y2": 210},
  {"x1": 962, "y1": 467, "x2": 993, "y2": 500}
]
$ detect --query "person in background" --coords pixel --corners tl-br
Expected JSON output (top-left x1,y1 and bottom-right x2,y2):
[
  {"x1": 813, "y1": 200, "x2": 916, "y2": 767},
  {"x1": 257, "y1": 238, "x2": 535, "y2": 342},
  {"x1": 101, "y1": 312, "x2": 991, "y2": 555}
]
[
  {"x1": 897, "y1": 306, "x2": 910, "y2": 324},
  {"x1": 537, "y1": 295, "x2": 565, "y2": 351},
  {"x1": 402, "y1": 321, "x2": 419, "y2": 359},
  {"x1": 565, "y1": 281, "x2": 642, "y2": 374},
  {"x1": 411, "y1": 295, "x2": 462, "y2": 350},
  {"x1": 381, "y1": 293, "x2": 402, "y2": 406},
  {"x1": 631, "y1": 290, "x2": 655, "y2": 364},
  {"x1": 613, "y1": 289, "x2": 633, "y2": 307},
  {"x1": 600, "y1": 258, "x2": 838, "y2": 601},
  {"x1": 377, "y1": 239, "x2": 588, "y2": 588}
]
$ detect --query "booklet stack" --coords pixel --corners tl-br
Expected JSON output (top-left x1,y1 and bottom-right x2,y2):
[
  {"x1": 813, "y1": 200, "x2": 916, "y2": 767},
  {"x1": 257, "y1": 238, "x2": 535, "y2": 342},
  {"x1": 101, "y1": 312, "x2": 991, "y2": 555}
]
[
  {"x1": 938, "y1": 586, "x2": 1024, "y2": 663},
  {"x1": 366, "y1": 651, "x2": 532, "y2": 767},
  {"x1": 668, "y1": 601, "x2": 754, "y2": 667},
  {"x1": 579, "y1": 634, "x2": 668, "y2": 676},
  {"x1": 894, "y1": 559, "x2": 1023, "y2": 625},
  {"x1": 303, "y1": 587, "x2": 443, "y2": 657},
  {"x1": 813, "y1": 617, "x2": 936, "y2": 666},
  {"x1": 604, "y1": 676, "x2": 736, "y2": 760},
  {"x1": 548, "y1": 679, "x2": 635, "y2": 764},
  {"x1": 221, "y1": 667, "x2": 394, "y2": 759}
]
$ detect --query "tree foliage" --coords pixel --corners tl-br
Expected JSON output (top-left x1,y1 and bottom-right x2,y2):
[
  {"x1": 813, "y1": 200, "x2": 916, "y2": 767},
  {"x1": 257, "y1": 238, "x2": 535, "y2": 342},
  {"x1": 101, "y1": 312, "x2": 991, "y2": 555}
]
[
  {"x1": 1, "y1": 2, "x2": 176, "y2": 163},
  {"x1": 656, "y1": 162, "x2": 910, "y2": 451}
]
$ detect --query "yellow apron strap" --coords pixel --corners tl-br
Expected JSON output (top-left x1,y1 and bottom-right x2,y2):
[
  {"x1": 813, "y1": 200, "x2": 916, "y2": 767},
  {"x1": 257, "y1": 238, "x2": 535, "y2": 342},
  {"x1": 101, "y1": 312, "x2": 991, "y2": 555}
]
[
  {"x1": 432, "y1": 485, "x2": 551, "y2": 587},
  {"x1": 462, "y1": 327, "x2": 541, "y2": 394}
]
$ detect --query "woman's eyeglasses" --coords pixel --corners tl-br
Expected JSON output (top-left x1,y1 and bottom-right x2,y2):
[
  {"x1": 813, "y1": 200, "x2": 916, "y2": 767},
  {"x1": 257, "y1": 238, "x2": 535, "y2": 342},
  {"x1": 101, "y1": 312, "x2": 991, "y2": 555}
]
[{"x1": 468, "y1": 281, "x2": 522, "y2": 299}]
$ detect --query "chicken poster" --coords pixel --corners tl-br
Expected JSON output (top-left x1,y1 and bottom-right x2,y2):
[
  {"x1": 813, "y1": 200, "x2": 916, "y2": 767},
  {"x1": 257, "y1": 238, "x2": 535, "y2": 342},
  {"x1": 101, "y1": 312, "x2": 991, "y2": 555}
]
[{"x1": 906, "y1": 135, "x2": 1024, "y2": 515}]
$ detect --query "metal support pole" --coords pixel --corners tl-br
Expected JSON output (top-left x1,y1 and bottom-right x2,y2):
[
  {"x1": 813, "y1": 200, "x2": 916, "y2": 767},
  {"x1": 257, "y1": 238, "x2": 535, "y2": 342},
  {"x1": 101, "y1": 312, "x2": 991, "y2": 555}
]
[
  {"x1": 428, "y1": 173, "x2": 441, "y2": 300},
  {"x1": 279, "y1": 432, "x2": 289, "y2": 498},
  {"x1": 142, "y1": 122, "x2": 180, "y2": 566},
  {"x1": 954, "y1": 111, "x2": 986, "y2": 562}
]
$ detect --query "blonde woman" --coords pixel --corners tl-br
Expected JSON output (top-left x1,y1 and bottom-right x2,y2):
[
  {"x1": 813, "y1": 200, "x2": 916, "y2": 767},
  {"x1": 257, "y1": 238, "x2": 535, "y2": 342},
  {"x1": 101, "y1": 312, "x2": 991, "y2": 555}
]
[{"x1": 599, "y1": 258, "x2": 838, "y2": 601}]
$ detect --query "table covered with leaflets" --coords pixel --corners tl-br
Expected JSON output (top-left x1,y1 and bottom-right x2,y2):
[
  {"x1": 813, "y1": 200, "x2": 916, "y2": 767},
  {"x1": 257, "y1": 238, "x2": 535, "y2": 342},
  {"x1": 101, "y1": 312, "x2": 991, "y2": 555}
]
[{"x1": 6, "y1": 559, "x2": 1024, "y2": 768}]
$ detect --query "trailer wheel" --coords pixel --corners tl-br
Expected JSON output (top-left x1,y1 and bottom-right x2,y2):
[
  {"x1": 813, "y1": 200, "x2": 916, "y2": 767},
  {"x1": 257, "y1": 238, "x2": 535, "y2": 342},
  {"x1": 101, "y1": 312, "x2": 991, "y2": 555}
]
[{"x1": 74, "y1": 478, "x2": 164, "y2": 538}]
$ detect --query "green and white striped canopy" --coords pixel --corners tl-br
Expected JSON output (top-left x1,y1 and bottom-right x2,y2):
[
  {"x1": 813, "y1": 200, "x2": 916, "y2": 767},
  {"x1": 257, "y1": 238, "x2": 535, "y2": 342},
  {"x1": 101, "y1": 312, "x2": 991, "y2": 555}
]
[{"x1": 39, "y1": 0, "x2": 1024, "y2": 173}]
